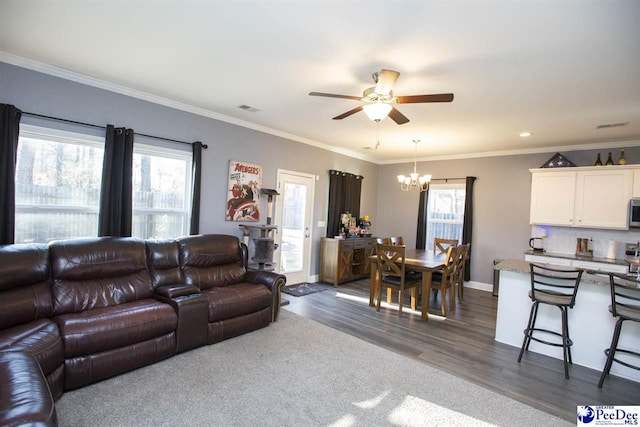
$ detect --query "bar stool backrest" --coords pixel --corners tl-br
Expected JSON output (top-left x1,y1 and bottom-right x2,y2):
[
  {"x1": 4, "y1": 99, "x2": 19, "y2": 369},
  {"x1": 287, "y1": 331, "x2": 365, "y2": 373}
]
[
  {"x1": 608, "y1": 274, "x2": 640, "y2": 321},
  {"x1": 529, "y1": 263, "x2": 583, "y2": 308}
]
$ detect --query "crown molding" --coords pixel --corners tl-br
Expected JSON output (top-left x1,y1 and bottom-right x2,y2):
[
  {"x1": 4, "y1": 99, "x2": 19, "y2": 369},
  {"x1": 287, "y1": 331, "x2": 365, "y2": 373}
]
[
  {"x1": 0, "y1": 52, "x2": 372, "y2": 162},
  {"x1": 3, "y1": 52, "x2": 637, "y2": 166}
]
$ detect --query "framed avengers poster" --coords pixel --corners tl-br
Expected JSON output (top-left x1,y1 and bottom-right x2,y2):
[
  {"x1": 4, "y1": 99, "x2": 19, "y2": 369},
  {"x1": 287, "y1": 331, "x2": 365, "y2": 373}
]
[{"x1": 226, "y1": 160, "x2": 261, "y2": 221}]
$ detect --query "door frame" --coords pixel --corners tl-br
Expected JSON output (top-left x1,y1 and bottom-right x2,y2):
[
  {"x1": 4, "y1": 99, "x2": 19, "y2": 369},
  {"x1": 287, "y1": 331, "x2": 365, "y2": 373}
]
[{"x1": 274, "y1": 169, "x2": 316, "y2": 285}]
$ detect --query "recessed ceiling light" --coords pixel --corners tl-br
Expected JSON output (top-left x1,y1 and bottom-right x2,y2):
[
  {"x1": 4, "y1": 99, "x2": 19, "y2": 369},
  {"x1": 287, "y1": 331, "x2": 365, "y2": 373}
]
[
  {"x1": 237, "y1": 104, "x2": 259, "y2": 113},
  {"x1": 519, "y1": 132, "x2": 532, "y2": 137}
]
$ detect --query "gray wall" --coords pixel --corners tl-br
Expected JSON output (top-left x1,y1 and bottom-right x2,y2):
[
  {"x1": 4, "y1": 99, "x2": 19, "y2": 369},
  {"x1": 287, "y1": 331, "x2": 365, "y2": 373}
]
[
  {"x1": 3, "y1": 61, "x2": 639, "y2": 285},
  {"x1": 0, "y1": 61, "x2": 378, "y2": 276}
]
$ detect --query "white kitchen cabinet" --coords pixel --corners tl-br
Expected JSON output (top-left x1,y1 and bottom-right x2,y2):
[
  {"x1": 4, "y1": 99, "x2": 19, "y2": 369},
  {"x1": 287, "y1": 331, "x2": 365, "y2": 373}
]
[
  {"x1": 574, "y1": 169, "x2": 633, "y2": 229},
  {"x1": 632, "y1": 169, "x2": 640, "y2": 197},
  {"x1": 529, "y1": 171, "x2": 576, "y2": 226},
  {"x1": 530, "y1": 166, "x2": 635, "y2": 229}
]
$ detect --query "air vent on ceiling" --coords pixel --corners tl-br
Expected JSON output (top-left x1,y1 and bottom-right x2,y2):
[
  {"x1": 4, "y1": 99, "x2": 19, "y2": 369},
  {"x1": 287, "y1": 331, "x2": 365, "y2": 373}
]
[
  {"x1": 237, "y1": 104, "x2": 260, "y2": 113},
  {"x1": 596, "y1": 122, "x2": 629, "y2": 129}
]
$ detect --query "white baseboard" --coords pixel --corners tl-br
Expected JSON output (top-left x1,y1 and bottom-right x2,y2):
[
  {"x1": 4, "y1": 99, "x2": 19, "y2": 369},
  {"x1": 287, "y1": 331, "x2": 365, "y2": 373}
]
[{"x1": 464, "y1": 280, "x2": 493, "y2": 292}]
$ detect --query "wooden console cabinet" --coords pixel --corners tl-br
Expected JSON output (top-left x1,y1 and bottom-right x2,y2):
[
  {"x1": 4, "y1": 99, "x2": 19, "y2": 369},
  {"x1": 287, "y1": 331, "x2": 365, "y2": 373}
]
[{"x1": 320, "y1": 237, "x2": 376, "y2": 287}]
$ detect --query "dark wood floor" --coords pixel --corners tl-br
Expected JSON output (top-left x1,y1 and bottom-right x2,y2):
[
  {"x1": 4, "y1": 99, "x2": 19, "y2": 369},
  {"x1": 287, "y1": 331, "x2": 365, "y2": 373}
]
[{"x1": 282, "y1": 279, "x2": 639, "y2": 423}]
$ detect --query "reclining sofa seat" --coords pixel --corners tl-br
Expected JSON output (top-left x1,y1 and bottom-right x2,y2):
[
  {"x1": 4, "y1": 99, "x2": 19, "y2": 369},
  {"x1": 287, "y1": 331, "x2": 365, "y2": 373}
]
[
  {"x1": 49, "y1": 237, "x2": 178, "y2": 390},
  {"x1": 0, "y1": 243, "x2": 65, "y2": 399},
  {"x1": 177, "y1": 234, "x2": 285, "y2": 344}
]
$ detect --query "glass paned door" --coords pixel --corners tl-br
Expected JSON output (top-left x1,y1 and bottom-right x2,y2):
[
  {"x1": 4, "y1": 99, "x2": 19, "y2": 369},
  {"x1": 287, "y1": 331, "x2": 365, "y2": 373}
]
[{"x1": 275, "y1": 170, "x2": 315, "y2": 285}]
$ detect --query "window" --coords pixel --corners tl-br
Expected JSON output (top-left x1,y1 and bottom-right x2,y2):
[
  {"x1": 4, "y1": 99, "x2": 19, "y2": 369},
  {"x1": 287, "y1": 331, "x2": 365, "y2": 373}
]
[
  {"x1": 425, "y1": 183, "x2": 466, "y2": 251},
  {"x1": 15, "y1": 126, "x2": 193, "y2": 243},
  {"x1": 132, "y1": 144, "x2": 192, "y2": 239},
  {"x1": 15, "y1": 127, "x2": 104, "y2": 243}
]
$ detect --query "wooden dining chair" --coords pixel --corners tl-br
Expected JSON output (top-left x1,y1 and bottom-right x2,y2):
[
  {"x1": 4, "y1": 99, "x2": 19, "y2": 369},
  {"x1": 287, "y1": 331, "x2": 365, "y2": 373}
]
[
  {"x1": 432, "y1": 244, "x2": 464, "y2": 317},
  {"x1": 455, "y1": 244, "x2": 470, "y2": 301},
  {"x1": 390, "y1": 236, "x2": 405, "y2": 246},
  {"x1": 374, "y1": 243, "x2": 420, "y2": 317},
  {"x1": 431, "y1": 238, "x2": 459, "y2": 300}
]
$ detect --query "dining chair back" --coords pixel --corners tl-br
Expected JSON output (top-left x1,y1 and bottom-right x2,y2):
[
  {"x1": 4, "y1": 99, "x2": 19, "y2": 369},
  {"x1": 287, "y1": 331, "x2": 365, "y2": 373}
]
[
  {"x1": 376, "y1": 237, "x2": 392, "y2": 245},
  {"x1": 374, "y1": 243, "x2": 420, "y2": 317},
  {"x1": 390, "y1": 236, "x2": 405, "y2": 246},
  {"x1": 433, "y1": 238, "x2": 458, "y2": 254}
]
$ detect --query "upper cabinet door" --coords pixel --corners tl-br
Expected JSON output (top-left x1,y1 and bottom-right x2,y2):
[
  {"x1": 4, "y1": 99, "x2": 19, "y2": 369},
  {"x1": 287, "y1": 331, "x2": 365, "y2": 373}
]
[
  {"x1": 530, "y1": 171, "x2": 577, "y2": 226},
  {"x1": 574, "y1": 169, "x2": 633, "y2": 229}
]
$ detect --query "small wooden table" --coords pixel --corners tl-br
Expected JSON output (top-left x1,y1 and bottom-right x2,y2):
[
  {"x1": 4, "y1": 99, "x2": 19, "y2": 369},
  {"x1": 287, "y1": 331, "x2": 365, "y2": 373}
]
[{"x1": 369, "y1": 249, "x2": 447, "y2": 321}]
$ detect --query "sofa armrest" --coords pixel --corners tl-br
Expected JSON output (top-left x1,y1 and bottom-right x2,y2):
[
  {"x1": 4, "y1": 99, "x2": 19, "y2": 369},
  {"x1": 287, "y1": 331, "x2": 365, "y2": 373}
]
[
  {"x1": 244, "y1": 270, "x2": 286, "y2": 322},
  {"x1": 245, "y1": 270, "x2": 286, "y2": 292},
  {"x1": 154, "y1": 284, "x2": 200, "y2": 299}
]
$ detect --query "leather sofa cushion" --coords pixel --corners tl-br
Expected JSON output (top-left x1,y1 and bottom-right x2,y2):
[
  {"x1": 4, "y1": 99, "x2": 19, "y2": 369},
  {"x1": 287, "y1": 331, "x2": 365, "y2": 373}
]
[
  {"x1": 54, "y1": 299, "x2": 177, "y2": 357},
  {"x1": 0, "y1": 243, "x2": 49, "y2": 291},
  {"x1": 146, "y1": 239, "x2": 184, "y2": 288},
  {"x1": 50, "y1": 237, "x2": 147, "y2": 280},
  {"x1": 50, "y1": 237, "x2": 154, "y2": 314},
  {"x1": 52, "y1": 270, "x2": 152, "y2": 314},
  {"x1": 0, "y1": 319, "x2": 64, "y2": 377},
  {"x1": 0, "y1": 351, "x2": 57, "y2": 427},
  {"x1": 178, "y1": 234, "x2": 246, "y2": 290},
  {"x1": 203, "y1": 283, "x2": 272, "y2": 322},
  {"x1": 0, "y1": 244, "x2": 52, "y2": 329}
]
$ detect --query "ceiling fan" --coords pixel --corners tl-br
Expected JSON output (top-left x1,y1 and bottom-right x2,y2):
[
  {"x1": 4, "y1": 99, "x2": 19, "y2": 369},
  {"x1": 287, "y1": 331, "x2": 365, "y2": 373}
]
[{"x1": 309, "y1": 69, "x2": 454, "y2": 125}]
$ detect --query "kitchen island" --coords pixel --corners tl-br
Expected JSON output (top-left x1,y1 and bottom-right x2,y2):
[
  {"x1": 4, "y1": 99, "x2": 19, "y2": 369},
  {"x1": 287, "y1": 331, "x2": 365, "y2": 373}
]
[{"x1": 495, "y1": 259, "x2": 640, "y2": 383}]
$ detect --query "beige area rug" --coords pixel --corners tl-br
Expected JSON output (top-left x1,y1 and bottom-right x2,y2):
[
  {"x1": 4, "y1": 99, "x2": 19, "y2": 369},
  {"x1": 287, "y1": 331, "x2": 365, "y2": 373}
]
[{"x1": 55, "y1": 310, "x2": 572, "y2": 426}]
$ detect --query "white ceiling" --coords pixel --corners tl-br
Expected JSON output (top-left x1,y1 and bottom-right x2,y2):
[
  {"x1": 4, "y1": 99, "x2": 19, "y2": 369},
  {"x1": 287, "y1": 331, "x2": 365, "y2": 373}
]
[{"x1": 1, "y1": 0, "x2": 639, "y2": 164}]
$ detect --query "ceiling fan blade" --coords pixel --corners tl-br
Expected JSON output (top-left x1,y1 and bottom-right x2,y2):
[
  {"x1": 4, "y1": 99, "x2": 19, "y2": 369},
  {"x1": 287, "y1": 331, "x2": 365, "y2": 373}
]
[
  {"x1": 309, "y1": 92, "x2": 362, "y2": 101},
  {"x1": 333, "y1": 106, "x2": 363, "y2": 120},
  {"x1": 374, "y1": 69, "x2": 400, "y2": 96},
  {"x1": 388, "y1": 106, "x2": 410, "y2": 125},
  {"x1": 396, "y1": 93, "x2": 454, "y2": 104}
]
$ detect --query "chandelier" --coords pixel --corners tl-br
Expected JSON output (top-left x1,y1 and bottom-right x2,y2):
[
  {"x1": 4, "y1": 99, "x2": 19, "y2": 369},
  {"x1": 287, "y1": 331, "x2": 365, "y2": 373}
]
[{"x1": 398, "y1": 139, "x2": 431, "y2": 192}]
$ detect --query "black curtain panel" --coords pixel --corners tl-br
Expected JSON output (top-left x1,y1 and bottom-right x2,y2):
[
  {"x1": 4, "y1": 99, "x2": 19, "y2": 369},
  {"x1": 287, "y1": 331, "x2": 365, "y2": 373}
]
[
  {"x1": 326, "y1": 170, "x2": 363, "y2": 237},
  {"x1": 462, "y1": 176, "x2": 477, "y2": 281},
  {"x1": 415, "y1": 189, "x2": 430, "y2": 250},
  {"x1": 189, "y1": 141, "x2": 203, "y2": 235},
  {"x1": 98, "y1": 125, "x2": 134, "y2": 237},
  {"x1": 0, "y1": 104, "x2": 22, "y2": 244}
]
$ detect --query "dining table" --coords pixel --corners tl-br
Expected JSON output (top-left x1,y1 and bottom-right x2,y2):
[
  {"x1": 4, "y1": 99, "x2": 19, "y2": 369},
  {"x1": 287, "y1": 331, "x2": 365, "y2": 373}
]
[{"x1": 368, "y1": 249, "x2": 447, "y2": 321}]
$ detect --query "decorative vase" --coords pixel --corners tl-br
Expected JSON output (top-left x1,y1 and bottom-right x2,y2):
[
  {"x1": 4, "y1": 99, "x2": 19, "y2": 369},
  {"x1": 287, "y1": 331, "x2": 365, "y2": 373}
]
[
  {"x1": 594, "y1": 153, "x2": 602, "y2": 166},
  {"x1": 619, "y1": 150, "x2": 627, "y2": 165}
]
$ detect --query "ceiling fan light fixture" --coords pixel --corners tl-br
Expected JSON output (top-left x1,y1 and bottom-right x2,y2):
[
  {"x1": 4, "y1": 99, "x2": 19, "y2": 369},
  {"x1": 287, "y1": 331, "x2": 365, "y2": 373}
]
[{"x1": 363, "y1": 102, "x2": 392, "y2": 121}]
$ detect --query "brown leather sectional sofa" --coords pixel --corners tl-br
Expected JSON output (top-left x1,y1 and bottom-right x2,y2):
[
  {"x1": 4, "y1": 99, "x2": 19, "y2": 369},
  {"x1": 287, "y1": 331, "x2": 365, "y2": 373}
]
[{"x1": 0, "y1": 234, "x2": 286, "y2": 426}]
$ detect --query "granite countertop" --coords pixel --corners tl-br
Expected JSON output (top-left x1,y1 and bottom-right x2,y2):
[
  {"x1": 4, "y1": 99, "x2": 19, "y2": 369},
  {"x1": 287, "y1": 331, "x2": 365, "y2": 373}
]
[
  {"x1": 524, "y1": 250, "x2": 626, "y2": 266},
  {"x1": 496, "y1": 259, "x2": 640, "y2": 288}
]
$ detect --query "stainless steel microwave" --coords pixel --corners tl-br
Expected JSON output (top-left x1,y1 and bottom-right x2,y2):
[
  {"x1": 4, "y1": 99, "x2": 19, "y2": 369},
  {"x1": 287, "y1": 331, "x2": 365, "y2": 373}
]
[{"x1": 630, "y1": 199, "x2": 640, "y2": 228}]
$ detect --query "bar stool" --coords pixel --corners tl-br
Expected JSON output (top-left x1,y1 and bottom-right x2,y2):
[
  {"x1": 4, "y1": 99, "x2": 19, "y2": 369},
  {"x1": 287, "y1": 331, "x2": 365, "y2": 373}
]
[
  {"x1": 598, "y1": 273, "x2": 640, "y2": 388},
  {"x1": 517, "y1": 263, "x2": 583, "y2": 379}
]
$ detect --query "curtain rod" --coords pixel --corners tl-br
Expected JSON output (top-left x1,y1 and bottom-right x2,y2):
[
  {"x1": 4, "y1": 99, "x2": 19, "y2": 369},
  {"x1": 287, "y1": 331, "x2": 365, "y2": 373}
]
[
  {"x1": 22, "y1": 111, "x2": 208, "y2": 149},
  {"x1": 430, "y1": 177, "x2": 467, "y2": 182}
]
